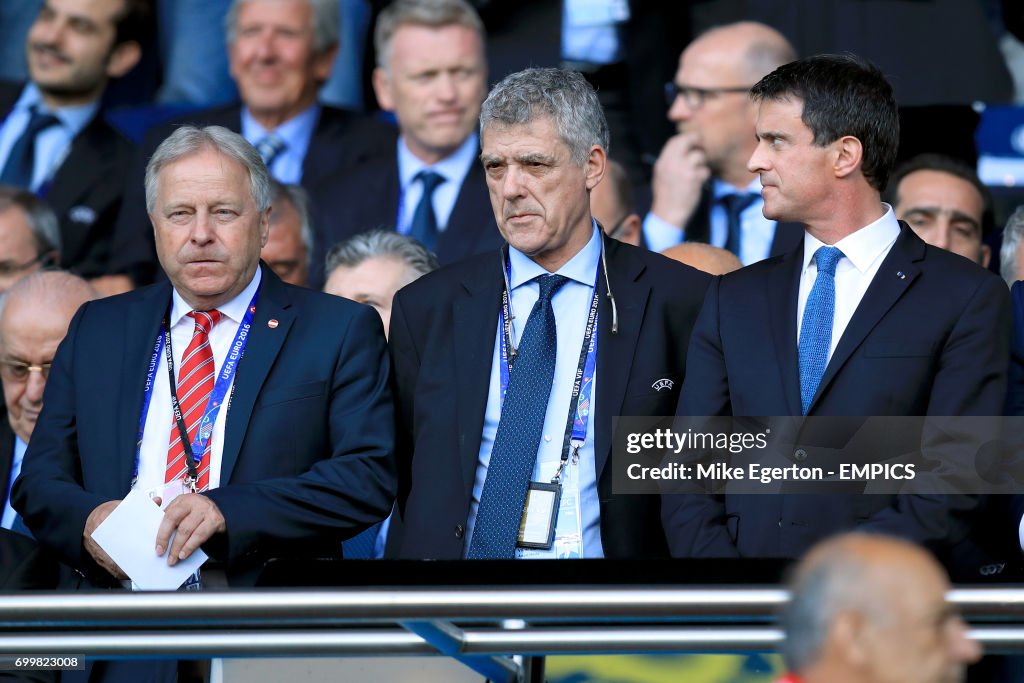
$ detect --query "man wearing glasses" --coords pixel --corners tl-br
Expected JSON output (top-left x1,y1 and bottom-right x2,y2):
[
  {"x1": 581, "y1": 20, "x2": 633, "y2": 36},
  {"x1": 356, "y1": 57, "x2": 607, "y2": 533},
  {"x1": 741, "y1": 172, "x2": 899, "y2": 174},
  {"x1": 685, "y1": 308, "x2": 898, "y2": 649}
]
[
  {"x1": 0, "y1": 186, "x2": 61, "y2": 294},
  {"x1": 0, "y1": 269, "x2": 95, "y2": 534},
  {"x1": 644, "y1": 22, "x2": 801, "y2": 265}
]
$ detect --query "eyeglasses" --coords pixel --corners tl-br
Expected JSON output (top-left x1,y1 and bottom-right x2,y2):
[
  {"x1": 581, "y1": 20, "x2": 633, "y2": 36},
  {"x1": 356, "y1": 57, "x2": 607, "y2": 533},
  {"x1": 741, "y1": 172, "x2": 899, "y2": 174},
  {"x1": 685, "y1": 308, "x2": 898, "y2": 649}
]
[
  {"x1": 0, "y1": 359, "x2": 51, "y2": 382},
  {"x1": 664, "y1": 82, "x2": 754, "y2": 109}
]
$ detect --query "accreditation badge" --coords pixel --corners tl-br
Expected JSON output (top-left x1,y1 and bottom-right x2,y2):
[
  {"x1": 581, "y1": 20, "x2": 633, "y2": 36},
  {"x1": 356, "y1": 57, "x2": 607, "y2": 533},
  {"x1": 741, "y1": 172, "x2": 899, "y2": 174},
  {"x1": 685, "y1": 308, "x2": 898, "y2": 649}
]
[{"x1": 517, "y1": 481, "x2": 561, "y2": 550}]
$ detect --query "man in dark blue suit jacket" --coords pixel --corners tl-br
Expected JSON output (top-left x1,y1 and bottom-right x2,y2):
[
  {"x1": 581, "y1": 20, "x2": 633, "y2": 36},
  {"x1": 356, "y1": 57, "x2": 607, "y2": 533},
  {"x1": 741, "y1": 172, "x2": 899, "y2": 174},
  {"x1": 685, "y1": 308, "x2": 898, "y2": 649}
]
[
  {"x1": 389, "y1": 68, "x2": 710, "y2": 560},
  {"x1": 13, "y1": 125, "x2": 395, "y2": 589},
  {"x1": 663, "y1": 55, "x2": 1010, "y2": 565}
]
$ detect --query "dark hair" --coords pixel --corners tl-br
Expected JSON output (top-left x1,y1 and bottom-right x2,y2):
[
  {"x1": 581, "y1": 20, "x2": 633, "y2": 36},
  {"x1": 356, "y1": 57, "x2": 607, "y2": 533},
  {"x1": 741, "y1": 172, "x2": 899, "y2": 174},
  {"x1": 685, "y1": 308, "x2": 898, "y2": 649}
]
[
  {"x1": 750, "y1": 54, "x2": 898, "y2": 192},
  {"x1": 885, "y1": 154, "x2": 993, "y2": 237},
  {"x1": 112, "y1": 0, "x2": 154, "y2": 47}
]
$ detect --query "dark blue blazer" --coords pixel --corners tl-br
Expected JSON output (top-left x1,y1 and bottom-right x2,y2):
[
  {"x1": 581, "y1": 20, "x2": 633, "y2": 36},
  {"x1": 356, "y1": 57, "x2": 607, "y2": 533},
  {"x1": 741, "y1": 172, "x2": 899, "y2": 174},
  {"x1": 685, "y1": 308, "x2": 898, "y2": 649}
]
[
  {"x1": 307, "y1": 152, "x2": 503, "y2": 287},
  {"x1": 388, "y1": 235, "x2": 711, "y2": 559},
  {"x1": 664, "y1": 224, "x2": 1010, "y2": 561},
  {"x1": 12, "y1": 264, "x2": 396, "y2": 586},
  {"x1": 1006, "y1": 281, "x2": 1024, "y2": 416}
]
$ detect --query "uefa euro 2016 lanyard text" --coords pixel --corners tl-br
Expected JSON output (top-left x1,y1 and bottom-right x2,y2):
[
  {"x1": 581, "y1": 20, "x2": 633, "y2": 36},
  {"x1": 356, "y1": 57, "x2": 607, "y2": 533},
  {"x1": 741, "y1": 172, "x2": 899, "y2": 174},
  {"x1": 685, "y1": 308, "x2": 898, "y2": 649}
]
[
  {"x1": 499, "y1": 259, "x2": 599, "y2": 551},
  {"x1": 132, "y1": 290, "x2": 259, "y2": 492}
]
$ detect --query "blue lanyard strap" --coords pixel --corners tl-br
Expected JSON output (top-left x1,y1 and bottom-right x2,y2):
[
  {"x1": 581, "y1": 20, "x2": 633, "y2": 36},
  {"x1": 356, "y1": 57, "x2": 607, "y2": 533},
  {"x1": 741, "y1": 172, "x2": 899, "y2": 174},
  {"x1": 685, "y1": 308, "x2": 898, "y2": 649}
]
[
  {"x1": 498, "y1": 258, "x2": 601, "y2": 483},
  {"x1": 132, "y1": 289, "x2": 259, "y2": 486}
]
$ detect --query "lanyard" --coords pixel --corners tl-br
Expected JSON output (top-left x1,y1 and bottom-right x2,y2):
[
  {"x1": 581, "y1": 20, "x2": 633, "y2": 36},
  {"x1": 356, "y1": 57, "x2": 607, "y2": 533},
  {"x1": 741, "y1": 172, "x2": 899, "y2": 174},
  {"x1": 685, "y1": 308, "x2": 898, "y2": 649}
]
[
  {"x1": 133, "y1": 290, "x2": 259, "y2": 489},
  {"x1": 498, "y1": 260, "x2": 600, "y2": 484}
]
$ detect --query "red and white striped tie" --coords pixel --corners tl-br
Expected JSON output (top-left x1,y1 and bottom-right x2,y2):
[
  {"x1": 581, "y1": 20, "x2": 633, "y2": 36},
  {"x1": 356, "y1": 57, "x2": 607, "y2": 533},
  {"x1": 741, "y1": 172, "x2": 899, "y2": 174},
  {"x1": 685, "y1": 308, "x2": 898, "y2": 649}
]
[{"x1": 165, "y1": 310, "x2": 221, "y2": 491}]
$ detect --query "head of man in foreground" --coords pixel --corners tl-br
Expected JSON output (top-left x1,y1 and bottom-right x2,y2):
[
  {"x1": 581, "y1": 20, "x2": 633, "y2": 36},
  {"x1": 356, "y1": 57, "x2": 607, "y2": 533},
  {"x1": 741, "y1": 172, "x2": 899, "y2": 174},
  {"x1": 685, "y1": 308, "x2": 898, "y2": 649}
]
[{"x1": 781, "y1": 533, "x2": 980, "y2": 683}]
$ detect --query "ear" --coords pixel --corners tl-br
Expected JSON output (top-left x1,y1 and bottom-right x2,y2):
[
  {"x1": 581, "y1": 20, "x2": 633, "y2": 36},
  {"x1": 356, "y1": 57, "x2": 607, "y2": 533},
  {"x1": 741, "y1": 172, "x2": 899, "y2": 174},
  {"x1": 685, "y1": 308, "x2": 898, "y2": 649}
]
[
  {"x1": 981, "y1": 243, "x2": 991, "y2": 269},
  {"x1": 259, "y1": 206, "x2": 272, "y2": 248},
  {"x1": 833, "y1": 135, "x2": 864, "y2": 181},
  {"x1": 105, "y1": 40, "x2": 141, "y2": 79},
  {"x1": 372, "y1": 67, "x2": 395, "y2": 112},
  {"x1": 312, "y1": 44, "x2": 339, "y2": 84},
  {"x1": 620, "y1": 213, "x2": 643, "y2": 247},
  {"x1": 584, "y1": 145, "x2": 607, "y2": 191}
]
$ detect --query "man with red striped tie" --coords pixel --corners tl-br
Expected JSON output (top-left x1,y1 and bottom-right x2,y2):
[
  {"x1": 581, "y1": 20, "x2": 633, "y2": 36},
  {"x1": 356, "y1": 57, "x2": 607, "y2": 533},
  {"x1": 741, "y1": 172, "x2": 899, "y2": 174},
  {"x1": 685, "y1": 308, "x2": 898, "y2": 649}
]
[{"x1": 13, "y1": 124, "x2": 396, "y2": 594}]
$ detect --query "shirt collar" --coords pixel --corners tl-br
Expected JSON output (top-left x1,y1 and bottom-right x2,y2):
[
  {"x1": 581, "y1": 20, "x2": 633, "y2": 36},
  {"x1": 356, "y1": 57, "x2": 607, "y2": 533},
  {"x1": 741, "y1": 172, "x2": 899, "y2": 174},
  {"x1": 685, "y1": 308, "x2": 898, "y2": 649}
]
[
  {"x1": 508, "y1": 219, "x2": 602, "y2": 290},
  {"x1": 16, "y1": 82, "x2": 99, "y2": 137},
  {"x1": 712, "y1": 176, "x2": 762, "y2": 199},
  {"x1": 170, "y1": 266, "x2": 263, "y2": 328},
  {"x1": 241, "y1": 104, "x2": 320, "y2": 149},
  {"x1": 801, "y1": 203, "x2": 900, "y2": 274},
  {"x1": 397, "y1": 133, "x2": 479, "y2": 190}
]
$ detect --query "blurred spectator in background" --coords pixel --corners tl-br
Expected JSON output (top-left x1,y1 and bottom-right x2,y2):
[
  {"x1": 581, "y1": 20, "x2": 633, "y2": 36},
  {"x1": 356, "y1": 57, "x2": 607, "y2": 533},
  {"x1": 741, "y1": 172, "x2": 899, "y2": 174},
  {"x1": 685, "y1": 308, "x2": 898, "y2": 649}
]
[
  {"x1": 887, "y1": 154, "x2": 993, "y2": 268},
  {"x1": 591, "y1": 158, "x2": 641, "y2": 247},
  {"x1": 105, "y1": 0, "x2": 396, "y2": 290},
  {"x1": 0, "y1": 186, "x2": 61, "y2": 294},
  {"x1": 324, "y1": 229, "x2": 438, "y2": 338},
  {"x1": 309, "y1": 0, "x2": 500, "y2": 287},
  {"x1": 0, "y1": 270, "x2": 95, "y2": 536},
  {"x1": 1001, "y1": 206, "x2": 1024, "y2": 286},
  {"x1": 261, "y1": 180, "x2": 312, "y2": 287},
  {"x1": 0, "y1": 0, "x2": 144, "y2": 281},
  {"x1": 644, "y1": 22, "x2": 801, "y2": 265},
  {"x1": 779, "y1": 533, "x2": 980, "y2": 683},
  {"x1": 661, "y1": 242, "x2": 742, "y2": 276}
]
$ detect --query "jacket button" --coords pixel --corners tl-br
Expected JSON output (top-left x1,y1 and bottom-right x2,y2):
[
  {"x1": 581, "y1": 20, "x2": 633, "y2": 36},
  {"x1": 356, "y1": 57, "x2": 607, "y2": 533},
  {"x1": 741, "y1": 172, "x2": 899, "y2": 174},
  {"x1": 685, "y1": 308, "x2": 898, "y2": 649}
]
[
  {"x1": 454, "y1": 524, "x2": 464, "y2": 539},
  {"x1": 794, "y1": 448, "x2": 807, "y2": 462}
]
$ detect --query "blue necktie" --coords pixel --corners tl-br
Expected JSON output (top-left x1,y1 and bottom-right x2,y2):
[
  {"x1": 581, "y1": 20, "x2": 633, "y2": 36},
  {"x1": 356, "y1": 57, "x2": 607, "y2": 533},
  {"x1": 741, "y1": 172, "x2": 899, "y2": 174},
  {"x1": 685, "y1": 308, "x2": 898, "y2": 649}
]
[
  {"x1": 408, "y1": 170, "x2": 445, "y2": 252},
  {"x1": 254, "y1": 133, "x2": 286, "y2": 169},
  {"x1": 721, "y1": 192, "x2": 758, "y2": 257},
  {"x1": 0, "y1": 107, "x2": 60, "y2": 189},
  {"x1": 468, "y1": 274, "x2": 569, "y2": 559},
  {"x1": 798, "y1": 246, "x2": 844, "y2": 414}
]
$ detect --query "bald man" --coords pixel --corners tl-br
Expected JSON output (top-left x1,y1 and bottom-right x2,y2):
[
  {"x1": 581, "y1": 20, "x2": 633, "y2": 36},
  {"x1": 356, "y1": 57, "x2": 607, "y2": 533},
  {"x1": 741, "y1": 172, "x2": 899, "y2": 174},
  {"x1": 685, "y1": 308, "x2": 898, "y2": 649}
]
[
  {"x1": 780, "y1": 533, "x2": 980, "y2": 683},
  {"x1": 661, "y1": 242, "x2": 742, "y2": 275},
  {"x1": 645, "y1": 22, "x2": 802, "y2": 265},
  {"x1": 0, "y1": 270, "x2": 95, "y2": 533}
]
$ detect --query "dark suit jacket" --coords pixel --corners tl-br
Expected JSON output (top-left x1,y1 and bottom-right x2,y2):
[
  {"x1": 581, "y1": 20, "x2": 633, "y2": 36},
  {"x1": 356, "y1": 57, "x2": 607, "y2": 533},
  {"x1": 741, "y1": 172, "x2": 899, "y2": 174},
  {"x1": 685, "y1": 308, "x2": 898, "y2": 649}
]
[
  {"x1": 388, "y1": 235, "x2": 711, "y2": 559},
  {"x1": 0, "y1": 81, "x2": 135, "y2": 278},
  {"x1": 1006, "y1": 281, "x2": 1024, "y2": 416},
  {"x1": 682, "y1": 183, "x2": 804, "y2": 259},
  {"x1": 11, "y1": 264, "x2": 396, "y2": 587},
  {"x1": 107, "y1": 103, "x2": 397, "y2": 284},
  {"x1": 308, "y1": 152, "x2": 503, "y2": 287},
  {"x1": 664, "y1": 224, "x2": 1010, "y2": 561}
]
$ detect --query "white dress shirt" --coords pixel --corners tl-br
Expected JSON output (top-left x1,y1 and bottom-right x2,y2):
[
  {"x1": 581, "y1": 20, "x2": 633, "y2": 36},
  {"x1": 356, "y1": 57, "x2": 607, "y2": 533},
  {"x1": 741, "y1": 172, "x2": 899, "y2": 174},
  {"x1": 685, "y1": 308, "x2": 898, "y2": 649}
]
[
  {"x1": 133, "y1": 269, "x2": 262, "y2": 496},
  {"x1": 796, "y1": 205, "x2": 901, "y2": 360}
]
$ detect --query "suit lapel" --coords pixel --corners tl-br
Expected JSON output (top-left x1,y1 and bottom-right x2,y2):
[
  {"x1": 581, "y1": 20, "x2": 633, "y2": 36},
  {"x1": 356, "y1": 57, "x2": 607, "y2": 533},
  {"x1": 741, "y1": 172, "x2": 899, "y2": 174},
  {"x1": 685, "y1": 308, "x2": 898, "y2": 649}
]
[
  {"x1": 453, "y1": 258, "x2": 504, "y2": 496},
  {"x1": 595, "y1": 237, "x2": 648, "y2": 479},
  {"x1": 769, "y1": 221, "x2": 805, "y2": 257},
  {"x1": 0, "y1": 412, "x2": 14, "y2": 506},
  {"x1": 768, "y1": 246, "x2": 804, "y2": 415},
  {"x1": 221, "y1": 265, "x2": 294, "y2": 483},
  {"x1": 117, "y1": 283, "x2": 173, "y2": 493},
  {"x1": 808, "y1": 225, "x2": 923, "y2": 413}
]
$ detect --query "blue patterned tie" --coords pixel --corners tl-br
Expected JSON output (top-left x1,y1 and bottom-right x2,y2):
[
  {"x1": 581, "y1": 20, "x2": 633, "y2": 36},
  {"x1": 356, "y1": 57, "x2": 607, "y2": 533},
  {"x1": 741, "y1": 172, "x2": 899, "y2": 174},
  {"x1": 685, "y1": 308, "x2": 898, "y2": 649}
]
[
  {"x1": 721, "y1": 192, "x2": 758, "y2": 256},
  {"x1": 0, "y1": 107, "x2": 60, "y2": 188},
  {"x1": 408, "y1": 170, "x2": 445, "y2": 252},
  {"x1": 254, "y1": 133, "x2": 286, "y2": 169},
  {"x1": 798, "y1": 246, "x2": 844, "y2": 414},
  {"x1": 468, "y1": 274, "x2": 569, "y2": 559}
]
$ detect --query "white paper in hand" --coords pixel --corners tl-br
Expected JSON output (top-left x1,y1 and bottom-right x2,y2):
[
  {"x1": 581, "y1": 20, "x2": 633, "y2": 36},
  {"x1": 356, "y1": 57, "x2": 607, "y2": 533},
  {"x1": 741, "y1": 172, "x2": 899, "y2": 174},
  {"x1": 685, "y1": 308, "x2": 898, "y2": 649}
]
[{"x1": 90, "y1": 487, "x2": 207, "y2": 590}]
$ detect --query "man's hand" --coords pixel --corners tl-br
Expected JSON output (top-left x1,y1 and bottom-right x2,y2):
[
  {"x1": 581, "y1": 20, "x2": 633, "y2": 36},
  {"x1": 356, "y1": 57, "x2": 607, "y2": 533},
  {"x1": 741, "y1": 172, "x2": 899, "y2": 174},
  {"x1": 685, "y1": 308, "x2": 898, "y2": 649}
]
[
  {"x1": 84, "y1": 500, "x2": 128, "y2": 580},
  {"x1": 649, "y1": 133, "x2": 711, "y2": 228},
  {"x1": 155, "y1": 493, "x2": 226, "y2": 565}
]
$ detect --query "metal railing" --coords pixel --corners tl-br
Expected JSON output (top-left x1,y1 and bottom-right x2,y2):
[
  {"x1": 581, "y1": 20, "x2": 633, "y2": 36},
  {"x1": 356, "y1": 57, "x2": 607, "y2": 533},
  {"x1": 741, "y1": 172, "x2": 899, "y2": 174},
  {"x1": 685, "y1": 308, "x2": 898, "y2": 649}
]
[{"x1": 2, "y1": 587, "x2": 1024, "y2": 682}]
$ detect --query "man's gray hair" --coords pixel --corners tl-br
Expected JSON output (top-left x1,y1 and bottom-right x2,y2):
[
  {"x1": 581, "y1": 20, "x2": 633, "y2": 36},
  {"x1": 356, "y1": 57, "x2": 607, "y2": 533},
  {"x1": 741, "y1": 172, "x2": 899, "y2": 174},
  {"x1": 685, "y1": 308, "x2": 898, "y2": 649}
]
[
  {"x1": 270, "y1": 180, "x2": 313, "y2": 253},
  {"x1": 374, "y1": 0, "x2": 484, "y2": 70},
  {"x1": 226, "y1": 0, "x2": 339, "y2": 54},
  {"x1": 480, "y1": 67, "x2": 609, "y2": 166},
  {"x1": 145, "y1": 125, "x2": 272, "y2": 216},
  {"x1": 0, "y1": 186, "x2": 61, "y2": 256},
  {"x1": 1001, "y1": 205, "x2": 1024, "y2": 286},
  {"x1": 325, "y1": 229, "x2": 439, "y2": 282}
]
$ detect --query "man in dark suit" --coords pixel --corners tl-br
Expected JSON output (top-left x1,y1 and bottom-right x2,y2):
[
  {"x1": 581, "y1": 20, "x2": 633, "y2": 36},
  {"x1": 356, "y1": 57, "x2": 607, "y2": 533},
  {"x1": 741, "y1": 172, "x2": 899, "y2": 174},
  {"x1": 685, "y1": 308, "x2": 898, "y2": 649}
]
[
  {"x1": 663, "y1": 55, "x2": 1010, "y2": 562},
  {"x1": 13, "y1": 125, "x2": 395, "y2": 590},
  {"x1": 389, "y1": 68, "x2": 710, "y2": 560},
  {"x1": 0, "y1": 270, "x2": 95, "y2": 535},
  {"x1": 644, "y1": 22, "x2": 801, "y2": 264},
  {"x1": 0, "y1": 0, "x2": 145, "y2": 281},
  {"x1": 102, "y1": 0, "x2": 396, "y2": 290},
  {"x1": 308, "y1": 0, "x2": 500, "y2": 286}
]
